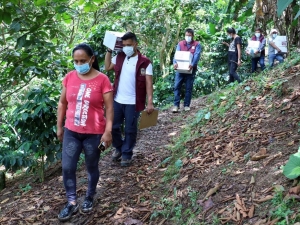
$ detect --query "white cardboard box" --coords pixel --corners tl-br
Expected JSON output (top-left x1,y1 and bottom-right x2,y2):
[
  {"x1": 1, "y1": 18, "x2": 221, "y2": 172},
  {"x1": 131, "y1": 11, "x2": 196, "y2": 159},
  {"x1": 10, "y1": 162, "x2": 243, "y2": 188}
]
[
  {"x1": 174, "y1": 51, "x2": 193, "y2": 74},
  {"x1": 246, "y1": 40, "x2": 261, "y2": 58},
  {"x1": 103, "y1": 31, "x2": 125, "y2": 51},
  {"x1": 274, "y1": 36, "x2": 287, "y2": 54}
]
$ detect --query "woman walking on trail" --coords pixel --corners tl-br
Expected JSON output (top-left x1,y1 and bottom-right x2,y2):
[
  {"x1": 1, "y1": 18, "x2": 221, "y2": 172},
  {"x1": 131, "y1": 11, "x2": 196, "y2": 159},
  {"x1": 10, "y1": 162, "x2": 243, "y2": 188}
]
[
  {"x1": 56, "y1": 43, "x2": 113, "y2": 222},
  {"x1": 222, "y1": 27, "x2": 242, "y2": 83}
]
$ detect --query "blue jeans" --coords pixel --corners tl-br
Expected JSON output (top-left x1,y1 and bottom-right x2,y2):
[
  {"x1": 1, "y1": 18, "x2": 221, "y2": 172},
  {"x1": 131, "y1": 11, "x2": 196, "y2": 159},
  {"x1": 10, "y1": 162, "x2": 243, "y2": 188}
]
[
  {"x1": 173, "y1": 68, "x2": 196, "y2": 107},
  {"x1": 112, "y1": 101, "x2": 140, "y2": 160},
  {"x1": 62, "y1": 128, "x2": 102, "y2": 202},
  {"x1": 251, "y1": 55, "x2": 265, "y2": 72},
  {"x1": 268, "y1": 54, "x2": 284, "y2": 67}
]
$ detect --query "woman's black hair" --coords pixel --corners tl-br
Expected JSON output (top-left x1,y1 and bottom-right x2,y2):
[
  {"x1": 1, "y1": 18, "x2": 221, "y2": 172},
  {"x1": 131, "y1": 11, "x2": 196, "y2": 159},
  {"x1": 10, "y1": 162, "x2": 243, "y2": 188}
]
[
  {"x1": 72, "y1": 43, "x2": 100, "y2": 71},
  {"x1": 227, "y1": 27, "x2": 236, "y2": 34}
]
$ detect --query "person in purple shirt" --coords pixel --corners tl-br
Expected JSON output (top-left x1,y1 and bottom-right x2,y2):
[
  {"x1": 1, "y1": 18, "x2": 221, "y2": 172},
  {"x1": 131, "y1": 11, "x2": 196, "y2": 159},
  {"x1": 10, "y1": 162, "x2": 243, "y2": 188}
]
[
  {"x1": 246, "y1": 28, "x2": 266, "y2": 73},
  {"x1": 172, "y1": 28, "x2": 201, "y2": 112}
]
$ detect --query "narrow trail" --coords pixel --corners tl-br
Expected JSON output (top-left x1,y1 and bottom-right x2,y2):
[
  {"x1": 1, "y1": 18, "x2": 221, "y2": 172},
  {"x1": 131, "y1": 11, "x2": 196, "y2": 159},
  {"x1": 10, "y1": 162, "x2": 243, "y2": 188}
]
[{"x1": 0, "y1": 99, "x2": 204, "y2": 225}]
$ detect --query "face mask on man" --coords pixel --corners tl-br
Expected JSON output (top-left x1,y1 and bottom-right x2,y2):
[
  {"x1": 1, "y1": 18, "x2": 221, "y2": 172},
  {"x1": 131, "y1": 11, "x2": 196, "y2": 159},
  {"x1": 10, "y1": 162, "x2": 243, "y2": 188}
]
[
  {"x1": 272, "y1": 34, "x2": 277, "y2": 39},
  {"x1": 74, "y1": 58, "x2": 92, "y2": 74},
  {"x1": 255, "y1": 33, "x2": 261, "y2": 38},
  {"x1": 185, "y1": 36, "x2": 192, "y2": 43},
  {"x1": 123, "y1": 46, "x2": 135, "y2": 57}
]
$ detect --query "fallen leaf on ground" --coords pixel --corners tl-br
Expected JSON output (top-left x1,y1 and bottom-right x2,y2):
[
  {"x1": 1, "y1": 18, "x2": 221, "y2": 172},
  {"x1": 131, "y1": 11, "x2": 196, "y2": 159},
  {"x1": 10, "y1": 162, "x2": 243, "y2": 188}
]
[
  {"x1": 250, "y1": 176, "x2": 255, "y2": 185},
  {"x1": 124, "y1": 218, "x2": 143, "y2": 225},
  {"x1": 289, "y1": 185, "x2": 300, "y2": 194},
  {"x1": 178, "y1": 175, "x2": 188, "y2": 184},
  {"x1": 251, "y1": 148, "x2": 269, "y2": 161},
  {"x1": 197, "y1": 196, "x2": 214, "y2": 211},
  {"x1": 204, "y1": 183, "x2": 222, "y2": 199},
  {"x1": 1, "y1": 198, "x2": 9, "y2": 204},
  {"x1": 43, "y1": 206, "x2": 50, "y2": 211},
  {"x1": 253, "y1": 195, "x2": 273, "y2": 203},
  {"x1": 248, "y1": 205, "x2": 255, "y2": 218}
]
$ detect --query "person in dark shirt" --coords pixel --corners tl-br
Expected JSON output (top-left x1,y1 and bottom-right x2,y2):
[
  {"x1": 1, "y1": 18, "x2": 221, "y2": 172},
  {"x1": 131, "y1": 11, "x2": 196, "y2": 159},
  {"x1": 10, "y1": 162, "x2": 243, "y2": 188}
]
[{"x1": 222, "y1": 28, "x2": 242, "y2": 83}]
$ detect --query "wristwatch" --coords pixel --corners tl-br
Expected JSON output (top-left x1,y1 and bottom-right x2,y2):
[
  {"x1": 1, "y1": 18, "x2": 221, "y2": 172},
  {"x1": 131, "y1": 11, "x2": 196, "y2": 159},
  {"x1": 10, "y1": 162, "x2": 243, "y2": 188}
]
[{"x1": 107, "y1": 49, "x2": 112, "y2": 53}]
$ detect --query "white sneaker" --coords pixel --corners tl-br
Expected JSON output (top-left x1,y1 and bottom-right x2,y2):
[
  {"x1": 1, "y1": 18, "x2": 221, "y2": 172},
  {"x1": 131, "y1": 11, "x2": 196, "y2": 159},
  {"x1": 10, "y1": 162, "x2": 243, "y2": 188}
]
[
  {"x1": 172, "y1": 106, "x2": 179, "y2": 113},
  {"x1": 184, "y1": 106, "x2": 190, "y2": 111}
]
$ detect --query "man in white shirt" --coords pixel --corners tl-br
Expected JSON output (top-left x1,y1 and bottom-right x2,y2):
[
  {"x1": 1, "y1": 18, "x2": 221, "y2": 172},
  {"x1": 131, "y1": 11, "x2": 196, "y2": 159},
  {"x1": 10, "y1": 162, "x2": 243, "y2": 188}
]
[{"x1": 105, "y1": 32, "x2": 154, "y2": 167}]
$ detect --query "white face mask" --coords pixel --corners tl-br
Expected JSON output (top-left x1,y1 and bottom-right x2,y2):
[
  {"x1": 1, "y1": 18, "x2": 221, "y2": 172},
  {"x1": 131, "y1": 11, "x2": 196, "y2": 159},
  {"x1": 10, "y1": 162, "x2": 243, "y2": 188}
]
[
  {"x1": 122, "y1": 46, "x2": 135, "y2": 57},
  {"x1": 185, "y1": 36, "x2": 192, "y2": 43},
  {"x1": 255, "y1": 33, "x2": 260, "y2": 38},
  {"x1": 272, "y1": 34, "x2": 277, "y2": 39}
]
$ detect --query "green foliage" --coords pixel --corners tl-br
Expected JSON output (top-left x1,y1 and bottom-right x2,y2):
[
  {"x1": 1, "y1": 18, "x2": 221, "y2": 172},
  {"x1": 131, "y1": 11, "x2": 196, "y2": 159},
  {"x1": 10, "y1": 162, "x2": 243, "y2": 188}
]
[
  {"x1": 270, "y1": 190, "x2": 298, "y2": 223},
  {"x1": 277, "y1": 0, "x2": 294, "y2": 17},
  {"x1": 283, "y1": 148, "x2": 300, "y2": 179},
  {"x1": 0, "y1": 80, "x2": 61, "y2": 181}
]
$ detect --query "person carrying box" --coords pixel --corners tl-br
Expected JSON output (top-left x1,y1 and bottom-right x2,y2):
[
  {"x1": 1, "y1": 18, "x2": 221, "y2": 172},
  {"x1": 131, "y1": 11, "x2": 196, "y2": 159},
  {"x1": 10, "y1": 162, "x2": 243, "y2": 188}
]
[
  {"x1": 172, "y1": 28, "x2": 201, "y2": 113},
  {"x1": 268, "y1": 29, "x2": 284, "y2": 67},
  {"x1": 105, "y1": 32, "x2": 154, "y2": 167},
  {"x1": 246, "y1": 28, "x2": 266, "y2": 73}
]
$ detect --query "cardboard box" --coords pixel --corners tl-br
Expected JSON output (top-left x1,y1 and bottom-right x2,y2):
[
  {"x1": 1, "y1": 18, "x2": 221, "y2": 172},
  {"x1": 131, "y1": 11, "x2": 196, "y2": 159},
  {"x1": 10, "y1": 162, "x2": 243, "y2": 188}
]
[
  {"x1": 274, "y1": 36, "x2": 287, "y2": 54},
  {"x1": 246, "y1": 40, "x2": 261, "y2": 58},
  {"x1": 103, "y1": 31, "x2": 125, "y2": 51},
  {"x1": 174, "y1": 51, "x2": 193, "y2": 74}
]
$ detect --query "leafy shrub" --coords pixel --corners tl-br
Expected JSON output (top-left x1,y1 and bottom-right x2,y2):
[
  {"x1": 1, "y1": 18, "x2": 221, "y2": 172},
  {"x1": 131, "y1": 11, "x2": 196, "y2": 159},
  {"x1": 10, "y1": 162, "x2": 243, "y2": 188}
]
[
  {"x1": 0, "y1": 80, "x2": 61, "y2": 181},
  {"x1": 283, "y1": 147, "x2": 300, "y2": 179}
]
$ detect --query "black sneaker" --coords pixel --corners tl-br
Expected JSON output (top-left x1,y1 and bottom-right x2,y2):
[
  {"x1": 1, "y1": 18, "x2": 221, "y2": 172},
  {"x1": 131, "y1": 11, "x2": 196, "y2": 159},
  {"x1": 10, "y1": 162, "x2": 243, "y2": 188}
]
[
  {"x1": 112, "y1": 150, "x2": 122, "y2": 162},
  {"x1": 81, "y1": 196, "x2": 93, "y2": 213},
  {"x1": 58, "y1": 202, "x2": 79, "y2": 222},
  {"x1": 121, "y1": 158, "x2": 132, "y2": 167}
]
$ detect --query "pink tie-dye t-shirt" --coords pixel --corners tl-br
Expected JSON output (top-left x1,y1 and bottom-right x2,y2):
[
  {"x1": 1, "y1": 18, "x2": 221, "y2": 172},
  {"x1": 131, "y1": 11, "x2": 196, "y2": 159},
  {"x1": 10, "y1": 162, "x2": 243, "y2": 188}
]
[{"x1": 63, "y1": 70, "x2": 113, "y2": 134}]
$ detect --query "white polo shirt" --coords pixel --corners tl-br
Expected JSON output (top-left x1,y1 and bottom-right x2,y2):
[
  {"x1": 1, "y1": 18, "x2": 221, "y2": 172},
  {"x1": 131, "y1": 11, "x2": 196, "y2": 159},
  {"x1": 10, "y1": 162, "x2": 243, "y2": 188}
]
[{"x1": 112, "y1": 55, "x2": 153, "y2": 104}]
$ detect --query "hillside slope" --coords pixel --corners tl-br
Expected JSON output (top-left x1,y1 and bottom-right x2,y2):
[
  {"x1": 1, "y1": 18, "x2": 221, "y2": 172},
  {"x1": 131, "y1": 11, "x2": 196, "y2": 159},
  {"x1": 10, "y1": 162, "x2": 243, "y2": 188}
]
[{"x1": 0, "y1": 61, "x2": 300, "y2": 225}]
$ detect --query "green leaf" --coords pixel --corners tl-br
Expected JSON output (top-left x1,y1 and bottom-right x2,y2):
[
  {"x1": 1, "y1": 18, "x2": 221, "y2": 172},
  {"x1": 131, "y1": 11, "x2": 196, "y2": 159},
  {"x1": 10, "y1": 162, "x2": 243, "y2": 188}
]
[
  {"x1": 2, "y1": 11, "x2": 12, "y2": 24},
  {"x1": 10, "y1": 21, "x2": 21, "y2": 32},
  {"x1": 84, "y1": 3, "x2": 92, "y2": 12},
  {"x1": 209, "y1": 23, "x2": 216, "y2": 35},
  {"x1": 295, "y1": 10, "x2": 300, "y2": 20},
  {"x1": 175, "y1": 159, "x2": 183, "y2": 169},
  {"x1": 16, "y1": 35, "x2": 26, "y2": 49},
  {"x1": 62, "y1": 13, "x2": 72, "y2": 24},
  {"x1": 245, "y1": 86, "x2": 251, "y2": 91},
  {"x1": 204, "y1": 112, "x2": 211, "y2": 120},
  {"x1": 277, "y1": 0, "x2": 293, "y2": 16},
  {"x1": 34, "y1": 0, "x2": 46, "y2": 6},
  {"x1": 283, "y1": 152, "x2": 300, "y2": 179},
  {"x1": 22, "y1": 113, "x2": 29, "y2": 121}
]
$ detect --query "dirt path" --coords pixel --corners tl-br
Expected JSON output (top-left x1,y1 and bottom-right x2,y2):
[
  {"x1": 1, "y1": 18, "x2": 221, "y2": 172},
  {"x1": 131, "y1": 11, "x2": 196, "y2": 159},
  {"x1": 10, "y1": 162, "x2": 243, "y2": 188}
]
[{"x1": 0, "y1": 101, "x2": 202, "y2": 225}]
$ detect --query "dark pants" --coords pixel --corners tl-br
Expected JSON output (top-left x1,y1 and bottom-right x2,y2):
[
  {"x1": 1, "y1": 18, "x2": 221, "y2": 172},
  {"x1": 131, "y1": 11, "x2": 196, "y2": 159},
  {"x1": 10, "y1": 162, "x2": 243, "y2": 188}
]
[
  {"x1": 251, "y1": 55, "x2": 265, "y2": 73},
  {"x1": 62, "y1": 128, "x2": 102, "y2": 202},
  {"x1": 228, "y1": 61, "x2": 241, "y2": 83},
  {"x1": 112, "y1": 101, "x2": 140, "y2": 160},
  {"x1": 174, "y1": 68, "x2": 196, "y2": 107}
]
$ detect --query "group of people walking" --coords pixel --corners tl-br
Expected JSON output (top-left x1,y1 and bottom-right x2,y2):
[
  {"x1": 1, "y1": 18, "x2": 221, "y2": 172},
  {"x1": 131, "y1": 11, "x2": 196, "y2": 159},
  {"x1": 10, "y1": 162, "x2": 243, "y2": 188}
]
[{"x1": 56, "y1": 27, "x2": 285, "y2": 221}]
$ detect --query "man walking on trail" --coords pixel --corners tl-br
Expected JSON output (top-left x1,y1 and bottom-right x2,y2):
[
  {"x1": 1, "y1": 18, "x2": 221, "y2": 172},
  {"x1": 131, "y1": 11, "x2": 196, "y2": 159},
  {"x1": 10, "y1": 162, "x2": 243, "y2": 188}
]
[
  {"x1": 172, "y1": 28, "x2": 201, "y2": 113},
  {"x1": 105, "y1": 32, "x2": 154, "y2": 167},
  {"x1": 268, "y1": 28, "x2": 284, "y2": 67}
]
